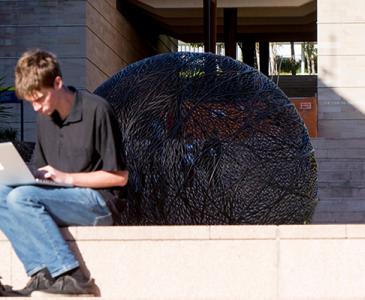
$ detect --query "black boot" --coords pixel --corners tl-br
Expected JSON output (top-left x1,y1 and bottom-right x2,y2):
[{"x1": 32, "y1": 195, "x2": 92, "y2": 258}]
[
  {"x1": 0, "y1": 277, "x2": 11, "y2": 296},
  {"x1": 15, "y1": 268, "x2": 55, "y2": 296},
  {"x1": 31, "y1": 268, "x2": 96, "y2": 296},
  {"x1": 0, "y1": 276, "x2": 22, "y2": 297}
]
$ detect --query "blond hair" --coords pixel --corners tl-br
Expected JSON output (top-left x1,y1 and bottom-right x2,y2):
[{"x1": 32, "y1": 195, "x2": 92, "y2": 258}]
[{"x1": 15, "y1": 49, "x2": 62, "y2": 99}]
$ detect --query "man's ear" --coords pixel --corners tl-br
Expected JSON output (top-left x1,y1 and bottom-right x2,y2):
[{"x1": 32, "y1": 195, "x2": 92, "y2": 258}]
[{"x1": 53, "y1": 76, "x2": 63, "y2": 90}]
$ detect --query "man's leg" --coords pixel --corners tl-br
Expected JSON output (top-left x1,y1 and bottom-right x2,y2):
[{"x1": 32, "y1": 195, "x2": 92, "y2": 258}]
[
  {"x1": 5, "y1": 185, "x2": 112, "y2": 278},
  {"x1": 2, "y1": 185, "x2": 112, "y2": 296},
  {"x1": 0, "y1": 185, "x2": 56, "y2": 296},
  {"x1": 0, "y1": 185, "x2": 47, "y2": 276}
]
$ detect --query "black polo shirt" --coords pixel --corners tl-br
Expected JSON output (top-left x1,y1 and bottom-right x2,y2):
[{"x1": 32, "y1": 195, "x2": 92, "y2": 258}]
[{"x1": 32, "y1": 87, "x2": 126, "y2": 224}]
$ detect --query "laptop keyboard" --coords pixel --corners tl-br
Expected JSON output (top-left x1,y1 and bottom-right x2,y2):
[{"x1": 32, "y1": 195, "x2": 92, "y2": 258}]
[{"x1": 35, "y1": 178, "x2": 72, "y2": 187}]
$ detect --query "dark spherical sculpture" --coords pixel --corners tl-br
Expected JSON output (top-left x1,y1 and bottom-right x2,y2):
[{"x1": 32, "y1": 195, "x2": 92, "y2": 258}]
[{"x1": 95, "y1": 52, "x2": 318, "y2": 225}]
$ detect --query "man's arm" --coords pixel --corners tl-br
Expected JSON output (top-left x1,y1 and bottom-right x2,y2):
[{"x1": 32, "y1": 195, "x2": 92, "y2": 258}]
[{"x1": 38, "y1": 165, "x2": 128, "y2": 188}]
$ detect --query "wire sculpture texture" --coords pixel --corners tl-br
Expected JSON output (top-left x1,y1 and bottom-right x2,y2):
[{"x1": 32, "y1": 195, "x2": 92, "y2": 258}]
[{"x1": 94, "y1": 52, "x2": 318, "y2": 225}]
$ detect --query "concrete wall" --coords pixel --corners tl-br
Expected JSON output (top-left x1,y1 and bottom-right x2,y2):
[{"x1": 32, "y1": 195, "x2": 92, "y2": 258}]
[
  {"x1": 1, "y1": 225, "x2": 365, "y2": 299},
  {"x1": 313, "y1": 0, "x2": 365, "y2": 223}
]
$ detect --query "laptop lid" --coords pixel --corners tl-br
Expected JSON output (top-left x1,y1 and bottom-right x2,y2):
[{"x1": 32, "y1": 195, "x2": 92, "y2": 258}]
[{"x1": 0, "y1": 142, "x2": 72, "y2": 187}]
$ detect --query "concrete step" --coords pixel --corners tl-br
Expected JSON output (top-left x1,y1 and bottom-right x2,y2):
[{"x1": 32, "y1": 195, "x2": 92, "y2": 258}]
[
  {"x1": 313, "y1": 210, "x2": 365, "y2": 223},
  {"x1": 2, "y1": 298, "x2": 360, "y2": 300},
  {"x1": 318, "y1": 182, "x2": 365, "y2": 199},
  {"x1": 317, "y1": 170, "x2": 365, "y2": 182},
  {"x1": 315, "y1": 148, "x2": 365, "y2": 159},
  {"x1": 2, "y1": 225, "x2": 365, "y2": 299},
  {"x1": 318, "y1": 110, "x2": 365, "y2": 120},
  {"x1": 319, "y1": 180, "x2": 365, "y2": 189},
  {"x1": 313, "y1": 197, "x2": 365, "y2": 223},
  {"x1": 311, "y1": 138, "x2": 365, "y2": 149},
  {"x1": 1, "y1": 298, "x2": 96, "y2": 300},
  {"x1": 312, "y1": 138, "x2": 365, "y2": 159},
  {"x1": 1, "y1": 298, "x2": 363, "y2": 300},
  {"x1": 315, "y1": 197, "x2": 365, "y2": 211},
  {"x1": 318, "y1": 182, "x2": 365, "y2": 190},
  {"x1": 316, "y1": 158, "x2": 365, "y2": 184},
  {"x1": 316, "y1": 159, "x2": 365, "y2": 171},
  {"x1": 303, "y1": 138, "x2": 365, "y2": 223},
  {"x1": 318, "y1": 120, "x2": 365, "y2": 139}
]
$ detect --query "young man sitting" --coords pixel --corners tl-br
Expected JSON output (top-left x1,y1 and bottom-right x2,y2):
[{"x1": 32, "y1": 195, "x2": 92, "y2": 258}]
[{"x1": 0, "y1": 49, "x2": 128, "y2": 296}]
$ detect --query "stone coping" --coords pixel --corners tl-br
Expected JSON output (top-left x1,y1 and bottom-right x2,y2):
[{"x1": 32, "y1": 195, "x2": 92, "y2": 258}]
[
  {"x1": 2, "y1": 224, "x2": 365, "y2": 241},
  {"x1": 2, "y1": 298, "x2": 365, "y2": 300}
]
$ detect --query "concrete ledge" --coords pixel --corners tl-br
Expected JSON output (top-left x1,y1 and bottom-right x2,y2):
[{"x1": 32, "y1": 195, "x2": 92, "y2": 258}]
[{"x1": 1, "y1": 225, "x2": 365, "y2": 299}]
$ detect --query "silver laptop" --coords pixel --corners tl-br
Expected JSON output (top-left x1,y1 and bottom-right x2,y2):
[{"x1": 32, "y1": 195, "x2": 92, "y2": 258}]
[{"x1": 0, "y1": 142, "x2": 73, "y2": 187}]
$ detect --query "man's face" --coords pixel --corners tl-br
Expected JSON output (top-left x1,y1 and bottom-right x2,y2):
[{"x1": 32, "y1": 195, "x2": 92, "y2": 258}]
[
  {"x1": 25, "y1": 88, "x2": 58, "y2": 116},
  {"x1": 24, "y1": 76, "x2": 63, "y2": 116}
]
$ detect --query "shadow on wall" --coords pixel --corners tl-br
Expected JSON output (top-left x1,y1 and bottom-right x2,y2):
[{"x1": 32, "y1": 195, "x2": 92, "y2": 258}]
[
  {"x1": 311, "y1": 76, "x2": 365, "y2": 224},
  {"x1": 308, "y1": 26, "x2": 365, "y2": 223}
]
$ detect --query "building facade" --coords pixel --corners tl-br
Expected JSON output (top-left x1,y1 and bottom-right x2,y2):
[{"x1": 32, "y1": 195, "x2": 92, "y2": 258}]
[{"x1": 1, "y1": 0, "x2": 364, "y2": 223}]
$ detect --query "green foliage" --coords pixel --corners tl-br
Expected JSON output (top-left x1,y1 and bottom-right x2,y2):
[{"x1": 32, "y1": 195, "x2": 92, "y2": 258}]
[
  {"x1": 179, "y1": 69, "x2": 205, "y2": 78},
  {"x1": 275, "y1": 56, "x2": 301, "y2": 74},
  {"x1": 0, "y1": 76, "x2": 12, "y2": 122},
  {"x1": 0, "y1": 127, "x2": 17, "y2": 141},
  {"x1": 188, "y1": 42, "x2": 204, "y2": 48},
  {"x1": 0, "y1": 76, "x2": 17, "y2": 141},
  {"x1": 303, "y1": 42, "x2": 317, "y2": 74},
  {"x1": 0, "y1": 104, "x2": 12, "y2": 122}
]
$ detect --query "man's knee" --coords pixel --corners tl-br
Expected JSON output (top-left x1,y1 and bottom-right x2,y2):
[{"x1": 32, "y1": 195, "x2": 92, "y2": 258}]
[
  {"x1": 6, "y1": 186, "x2": 40, "y2": 209},
  {"x1": 0, "y1": 185, "x2": 13, "y2": 202}
]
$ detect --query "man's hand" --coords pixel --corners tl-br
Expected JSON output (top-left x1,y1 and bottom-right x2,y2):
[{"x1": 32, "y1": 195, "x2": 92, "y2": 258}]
[{"x1": 37, "y1": 165, "x2": 73, "y2": 185}]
